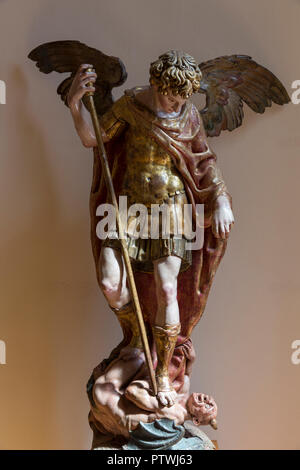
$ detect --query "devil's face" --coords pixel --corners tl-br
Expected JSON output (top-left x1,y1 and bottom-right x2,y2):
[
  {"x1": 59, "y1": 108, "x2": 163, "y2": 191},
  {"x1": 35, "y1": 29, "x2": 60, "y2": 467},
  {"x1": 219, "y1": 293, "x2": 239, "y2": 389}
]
[{"x1": 187, "y1": 393, "x2": 217, "y2": 426}]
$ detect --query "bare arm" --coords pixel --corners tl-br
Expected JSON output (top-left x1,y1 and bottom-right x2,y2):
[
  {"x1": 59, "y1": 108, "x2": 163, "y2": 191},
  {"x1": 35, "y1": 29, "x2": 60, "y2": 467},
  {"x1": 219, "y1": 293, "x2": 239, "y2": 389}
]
[{"x1": 67, "y1": 64, "x2": 109, "y2": 148}]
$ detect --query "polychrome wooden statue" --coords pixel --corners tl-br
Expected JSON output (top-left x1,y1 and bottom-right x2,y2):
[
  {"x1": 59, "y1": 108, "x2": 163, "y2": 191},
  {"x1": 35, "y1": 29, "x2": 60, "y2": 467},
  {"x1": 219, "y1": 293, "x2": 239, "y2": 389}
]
[{"x1": 29, "y1": 43, "x2": 289, "y2": 449}]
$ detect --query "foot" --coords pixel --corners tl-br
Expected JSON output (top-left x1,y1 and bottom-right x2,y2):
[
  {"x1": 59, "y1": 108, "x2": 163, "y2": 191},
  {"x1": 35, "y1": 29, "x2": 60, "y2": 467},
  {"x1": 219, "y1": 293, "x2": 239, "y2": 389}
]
[
  {"x1": 156, "y1": 374, "x2": 178, "y2": 407},
  {"x1": 157, "y1": 389, "x2": 177, "y2": 407}
]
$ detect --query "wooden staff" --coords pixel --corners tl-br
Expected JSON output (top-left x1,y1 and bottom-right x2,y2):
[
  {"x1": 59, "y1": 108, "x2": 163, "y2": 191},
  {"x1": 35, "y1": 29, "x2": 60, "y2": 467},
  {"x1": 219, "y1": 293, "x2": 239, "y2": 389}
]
[{"x1": 85, "y1": 69, "x2": 157, "y2": 396}]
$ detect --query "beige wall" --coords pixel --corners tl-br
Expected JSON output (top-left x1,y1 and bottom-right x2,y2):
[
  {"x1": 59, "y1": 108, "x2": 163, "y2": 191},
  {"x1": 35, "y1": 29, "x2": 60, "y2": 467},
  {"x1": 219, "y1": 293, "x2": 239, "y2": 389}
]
[{"x1": 0, "y1": 0, "x2": 299, "y2": 450}]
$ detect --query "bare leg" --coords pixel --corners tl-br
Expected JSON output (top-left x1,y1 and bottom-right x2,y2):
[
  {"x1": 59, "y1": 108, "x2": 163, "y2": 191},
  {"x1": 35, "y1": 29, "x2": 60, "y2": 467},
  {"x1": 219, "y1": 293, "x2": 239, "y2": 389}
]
[
  {"x1": 94, "y1": 346, "x2": 145, "y2": 396},
  {"x1": 153, "y1": 255, "x2": 181, "y2": 326},
  {"x1": 92, "y1": 347, "x2": 150, "y2": 437},
  {"x1": 153, "y1": 256, "x2": 181, "y2": 407},
  {"x1": 98, "y1": 246, "x2": 130, "y2": 309},
  {"x1": 98, "y1": 246, "x2": 143, "y2": 351}
]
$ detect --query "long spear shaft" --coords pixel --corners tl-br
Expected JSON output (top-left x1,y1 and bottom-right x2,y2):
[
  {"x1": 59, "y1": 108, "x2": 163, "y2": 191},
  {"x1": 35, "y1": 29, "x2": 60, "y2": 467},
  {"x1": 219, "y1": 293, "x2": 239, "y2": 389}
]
[{"x1": 85, "y1": 77, "x2": 157, "y2": 396}]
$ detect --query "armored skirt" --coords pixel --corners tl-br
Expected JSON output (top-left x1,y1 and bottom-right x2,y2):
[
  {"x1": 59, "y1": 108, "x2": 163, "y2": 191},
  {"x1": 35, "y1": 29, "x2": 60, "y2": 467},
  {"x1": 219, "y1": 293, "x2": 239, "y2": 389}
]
[
  {"x1": 102, "y1": 189, "x2": 193, "y2": 273},
  {"x1": 99, "y1": 90, "x2": 202, "y2": 273}
]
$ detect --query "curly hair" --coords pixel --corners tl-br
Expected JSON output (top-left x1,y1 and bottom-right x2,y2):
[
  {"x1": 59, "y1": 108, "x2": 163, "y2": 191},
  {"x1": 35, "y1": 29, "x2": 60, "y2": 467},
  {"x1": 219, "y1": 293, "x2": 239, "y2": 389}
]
[{"x1": 149, "y1": 50, "x2": 202, "y2": 99}]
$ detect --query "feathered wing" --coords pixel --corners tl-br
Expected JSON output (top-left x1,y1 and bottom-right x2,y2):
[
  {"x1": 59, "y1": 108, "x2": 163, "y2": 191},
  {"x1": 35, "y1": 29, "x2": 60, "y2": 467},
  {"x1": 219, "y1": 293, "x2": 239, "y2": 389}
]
[
  {"x1": 28, "y1": 40, "x2": 127, "y2": 115},
  {"x1": 198, "y1": 54, "x2": 290, "y2": 137}
]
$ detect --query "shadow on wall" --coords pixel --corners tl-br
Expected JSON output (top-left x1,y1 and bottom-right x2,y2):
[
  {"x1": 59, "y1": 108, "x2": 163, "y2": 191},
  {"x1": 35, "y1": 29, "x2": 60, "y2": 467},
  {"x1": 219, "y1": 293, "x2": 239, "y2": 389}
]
[
  {"x1": 1, "y1": 64, "x2": 61, "y2": 449},
  {"x1": 1, "y1": 64, "x2": 103, "y2": 449}
]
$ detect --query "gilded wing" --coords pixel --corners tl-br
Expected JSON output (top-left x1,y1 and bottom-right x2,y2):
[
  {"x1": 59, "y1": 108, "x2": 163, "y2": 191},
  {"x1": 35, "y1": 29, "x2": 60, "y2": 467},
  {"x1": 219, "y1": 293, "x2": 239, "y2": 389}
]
[
  {"x1": 198, "y1": 54, "x2": 290, "y2": 137},
  {"x1": 28, "y1": 40, "x2": 127, "y2": 116}
]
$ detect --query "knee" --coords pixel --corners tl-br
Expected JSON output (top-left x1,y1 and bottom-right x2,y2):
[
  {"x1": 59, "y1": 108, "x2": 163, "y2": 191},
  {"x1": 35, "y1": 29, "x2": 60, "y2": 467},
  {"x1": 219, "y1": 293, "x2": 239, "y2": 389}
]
[
  {"x1": 99, "y1": 278, "x2": 130, "y2": 309},
  {"x1": 99, "y1": 278, "x2": 119, "y2": 299},
  {"x1": 93, "y1": 380, "x2": 115, "y2": 407},
  {"x1": 124, "y1": 383, "x2": 136, "y2": 402},
  {"x1": 93, "y1": 381, "x2": 105, "y2": 407},
  {"x1": 159, "y1": 282, "x2": 177, "y2": 305}
]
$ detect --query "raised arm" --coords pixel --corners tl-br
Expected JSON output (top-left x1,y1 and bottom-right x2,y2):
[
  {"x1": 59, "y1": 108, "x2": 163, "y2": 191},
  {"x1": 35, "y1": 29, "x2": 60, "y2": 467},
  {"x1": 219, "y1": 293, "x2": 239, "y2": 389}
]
[{"x1": 67, "y1": 64, "x2": 109, "y2": 148}]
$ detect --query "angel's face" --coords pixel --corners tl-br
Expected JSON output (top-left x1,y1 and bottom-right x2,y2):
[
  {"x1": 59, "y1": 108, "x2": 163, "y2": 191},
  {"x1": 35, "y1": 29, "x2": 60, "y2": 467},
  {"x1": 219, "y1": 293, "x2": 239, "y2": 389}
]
[{"x1": 153, "y1": 85, "x2": 187, "y2": 114}]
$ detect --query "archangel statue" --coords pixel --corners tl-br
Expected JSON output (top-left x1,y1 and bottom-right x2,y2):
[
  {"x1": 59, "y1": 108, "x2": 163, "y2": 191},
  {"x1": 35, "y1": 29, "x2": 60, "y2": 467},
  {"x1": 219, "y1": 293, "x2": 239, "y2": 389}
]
[{"x1": 29, "y1": 42, "x2": 289, "y2": 449}]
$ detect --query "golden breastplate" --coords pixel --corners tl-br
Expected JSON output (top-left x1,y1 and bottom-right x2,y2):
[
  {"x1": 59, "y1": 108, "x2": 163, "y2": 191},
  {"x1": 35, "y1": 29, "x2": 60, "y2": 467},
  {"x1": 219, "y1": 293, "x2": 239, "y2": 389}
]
[{"x1": 122, "y1": 127, "x2": 185, "y2": 206}]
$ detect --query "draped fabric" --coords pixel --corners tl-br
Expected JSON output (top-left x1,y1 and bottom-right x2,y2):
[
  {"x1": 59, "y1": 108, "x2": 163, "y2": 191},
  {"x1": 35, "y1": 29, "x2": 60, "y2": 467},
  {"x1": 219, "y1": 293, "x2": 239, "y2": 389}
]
[{"x1": 89, "y1": 90, "x2": 230, "y2": 390}]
